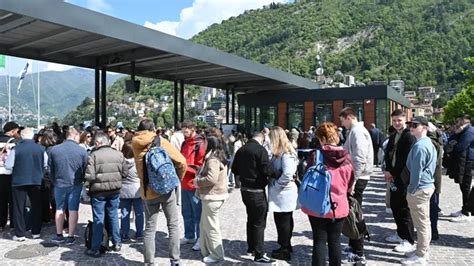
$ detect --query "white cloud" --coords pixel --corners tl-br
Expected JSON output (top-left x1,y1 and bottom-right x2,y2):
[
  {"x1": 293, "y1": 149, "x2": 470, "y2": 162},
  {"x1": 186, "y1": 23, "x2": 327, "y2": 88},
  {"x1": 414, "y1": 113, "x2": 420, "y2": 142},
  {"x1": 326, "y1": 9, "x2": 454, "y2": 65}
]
[
  {"x1": 144, "y1": 0, "x2": 290, "y2": 39},
  {"x1": 65, "y1": 0, "x2": 112, "y2": 13},
  {"x1": 144, "y1": 21, "x2": 179, "y2": 36}
]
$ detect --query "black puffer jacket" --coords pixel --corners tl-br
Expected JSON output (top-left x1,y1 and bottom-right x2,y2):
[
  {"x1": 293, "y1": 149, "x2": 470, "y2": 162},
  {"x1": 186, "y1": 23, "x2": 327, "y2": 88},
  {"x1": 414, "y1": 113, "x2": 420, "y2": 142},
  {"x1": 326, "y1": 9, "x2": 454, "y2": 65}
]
[{"x1": 85, "y1": 145, "x2": 126, "y2": 197}]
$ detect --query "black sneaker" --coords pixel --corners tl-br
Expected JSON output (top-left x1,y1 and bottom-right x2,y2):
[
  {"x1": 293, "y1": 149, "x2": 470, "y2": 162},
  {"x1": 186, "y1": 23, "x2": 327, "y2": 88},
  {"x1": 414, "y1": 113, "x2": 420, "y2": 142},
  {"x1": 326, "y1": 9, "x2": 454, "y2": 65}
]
[
  {"x1": 65, "y1": 237, "x2": 76, "y2": 246},
  {"x1": 85, "y1": 249, "x2": 101, "y2": 258},
  {"x1": 271, "y1": 248, "x2": 291, "y2": 261},
  {"x1": 254, "y1": 254, "x2": 276, "y2": 263},
  {"x1": 51, "y1": 234, "x2": 65, "y2": 244},
  {"x1": 272, "y1": 246, "x2": 293, "y2": 253},
  {"x1": 111, "y1": 243, "x2": 121, "y2": 252}
]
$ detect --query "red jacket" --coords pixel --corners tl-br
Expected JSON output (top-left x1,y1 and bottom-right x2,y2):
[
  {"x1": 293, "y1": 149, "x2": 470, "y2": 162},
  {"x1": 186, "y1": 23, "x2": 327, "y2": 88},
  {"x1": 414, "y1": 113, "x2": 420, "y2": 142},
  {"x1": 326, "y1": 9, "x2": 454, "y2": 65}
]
[
  {"x1": 302, "y1": 145, "x2": 355, "y2": 219},
  {"x1": 181, "y1": 133, "x2": 206, "y2": 191}
]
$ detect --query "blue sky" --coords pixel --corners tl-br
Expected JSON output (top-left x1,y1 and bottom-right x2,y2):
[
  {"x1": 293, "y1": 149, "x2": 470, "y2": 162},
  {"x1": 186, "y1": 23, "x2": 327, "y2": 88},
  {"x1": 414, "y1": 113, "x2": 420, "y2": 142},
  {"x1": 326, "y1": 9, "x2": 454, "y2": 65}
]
[
  {"x1": 1, "y1": 0, "x2": 291, "y2": 75},
  {"x1": 66, "y1": 0, "x2": 194, "y2": 26}
]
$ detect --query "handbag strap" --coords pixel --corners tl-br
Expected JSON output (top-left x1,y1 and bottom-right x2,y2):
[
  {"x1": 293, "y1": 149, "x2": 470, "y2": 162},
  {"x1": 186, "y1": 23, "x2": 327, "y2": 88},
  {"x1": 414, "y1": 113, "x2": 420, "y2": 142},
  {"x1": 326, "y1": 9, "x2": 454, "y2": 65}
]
[{"x1": 1, "y1": 137, "x2": 15, "y2": 154}]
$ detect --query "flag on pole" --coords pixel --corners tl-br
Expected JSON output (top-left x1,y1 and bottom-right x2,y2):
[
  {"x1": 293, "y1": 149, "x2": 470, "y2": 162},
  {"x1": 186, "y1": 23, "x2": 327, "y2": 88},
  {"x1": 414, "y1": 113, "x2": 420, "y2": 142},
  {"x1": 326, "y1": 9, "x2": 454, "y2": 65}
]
[
  {"x1": 0, "y1": 55, "x2": 5, "y2": 68},
  {"x1": 16, "y1": 61, "x2": 30, "y2": 94}
]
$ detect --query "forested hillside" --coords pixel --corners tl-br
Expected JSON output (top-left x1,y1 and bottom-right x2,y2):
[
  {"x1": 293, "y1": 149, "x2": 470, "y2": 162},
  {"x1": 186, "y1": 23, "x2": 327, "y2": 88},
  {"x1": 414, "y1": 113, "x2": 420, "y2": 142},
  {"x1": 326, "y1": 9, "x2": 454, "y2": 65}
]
[
  {"x1": 62, "y1": 0, "x2": 474, "y2": 127},
  {"x1": 0, "y1": 68, "x2": 120, "y2": 118},
  {"x1": 193, "y1": 0, "x2": 474, "y2": 90}
]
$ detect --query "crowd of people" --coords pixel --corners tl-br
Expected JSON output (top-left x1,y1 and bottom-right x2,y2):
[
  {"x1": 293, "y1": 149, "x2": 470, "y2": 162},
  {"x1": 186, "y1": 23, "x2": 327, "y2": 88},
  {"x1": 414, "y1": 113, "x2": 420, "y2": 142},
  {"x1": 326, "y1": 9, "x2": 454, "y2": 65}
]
[{"x1": 0, "y1": 107, "x2": 472, "y2": 266}]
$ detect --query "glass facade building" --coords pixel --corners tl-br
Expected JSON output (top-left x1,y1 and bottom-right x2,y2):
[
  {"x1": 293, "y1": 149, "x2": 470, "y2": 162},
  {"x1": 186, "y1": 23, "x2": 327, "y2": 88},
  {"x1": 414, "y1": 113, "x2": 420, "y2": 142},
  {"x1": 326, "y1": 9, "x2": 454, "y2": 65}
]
[{"x1": 237, "y1": 85, "x2": 410, "y2": 136}]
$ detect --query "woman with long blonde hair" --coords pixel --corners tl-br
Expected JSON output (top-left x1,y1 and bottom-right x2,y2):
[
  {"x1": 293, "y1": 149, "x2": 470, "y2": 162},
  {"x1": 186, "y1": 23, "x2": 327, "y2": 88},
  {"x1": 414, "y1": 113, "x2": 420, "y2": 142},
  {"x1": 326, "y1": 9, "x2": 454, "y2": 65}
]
[{"x1": 267, "y1": 126, "x2": 299, "y2": 261}]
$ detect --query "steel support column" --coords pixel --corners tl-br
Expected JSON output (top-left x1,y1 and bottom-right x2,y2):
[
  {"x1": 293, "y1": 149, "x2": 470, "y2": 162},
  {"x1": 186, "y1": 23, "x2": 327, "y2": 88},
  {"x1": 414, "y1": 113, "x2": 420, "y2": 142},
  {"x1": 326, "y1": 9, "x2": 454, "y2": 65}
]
[
  {"x1": 101, "y1": 67, "x2": 107, "y2": 128},
  {"x1": 174, "y1": 80, "x2": 178, "y2": 127},
  {"x1": 231, "y1": 87, "x2": 236, "y2": 124},
  {"x1": 180, "y1": 80, "x2": 184, "y2": 122},
  {"x1": 94, "y1": 68, "x2": 100, "y2": 126},
  {"x1": 225, "y1": 87, "x2": 230, "y2": 124}
]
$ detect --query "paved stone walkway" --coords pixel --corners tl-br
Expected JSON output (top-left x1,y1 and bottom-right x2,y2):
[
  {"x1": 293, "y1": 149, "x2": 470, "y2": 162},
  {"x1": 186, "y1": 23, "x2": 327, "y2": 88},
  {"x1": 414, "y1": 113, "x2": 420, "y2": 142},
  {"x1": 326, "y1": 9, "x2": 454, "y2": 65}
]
[{"x1": 0, "y1": 168, "x2": 473, "y2": 265}]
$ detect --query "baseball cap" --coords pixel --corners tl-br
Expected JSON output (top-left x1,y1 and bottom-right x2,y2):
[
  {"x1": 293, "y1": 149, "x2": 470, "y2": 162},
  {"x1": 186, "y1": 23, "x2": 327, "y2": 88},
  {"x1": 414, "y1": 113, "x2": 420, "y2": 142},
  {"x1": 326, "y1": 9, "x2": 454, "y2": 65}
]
[
  {"x1": 3, "y1": 121, "x2": 20, "y2": 133},
  {"x1": 406, "y1": 116, "x2": 429, "y2": 127}
]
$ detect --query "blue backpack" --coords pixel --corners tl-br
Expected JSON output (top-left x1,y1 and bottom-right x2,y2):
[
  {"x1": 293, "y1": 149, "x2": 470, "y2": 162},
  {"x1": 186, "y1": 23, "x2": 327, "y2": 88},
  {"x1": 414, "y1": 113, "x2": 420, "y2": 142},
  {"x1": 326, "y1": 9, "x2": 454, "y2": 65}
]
[
  {"x1": 298, "y1": 150, "x2": 336, "y2": 218},
  {"x1": 143, "y1": 136, "x2": 179, "y2": 196}
]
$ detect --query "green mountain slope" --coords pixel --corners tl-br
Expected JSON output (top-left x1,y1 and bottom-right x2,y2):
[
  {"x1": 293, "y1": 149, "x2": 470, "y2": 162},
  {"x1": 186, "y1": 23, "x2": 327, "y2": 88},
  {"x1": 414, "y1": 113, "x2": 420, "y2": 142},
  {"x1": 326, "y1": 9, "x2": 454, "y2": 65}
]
[
  {"x1": 0, "y1": 68, "x2": 120, "y2": 119},
  {"x1": 192, "y1": 0, "x2": 474, "y2": 90}
]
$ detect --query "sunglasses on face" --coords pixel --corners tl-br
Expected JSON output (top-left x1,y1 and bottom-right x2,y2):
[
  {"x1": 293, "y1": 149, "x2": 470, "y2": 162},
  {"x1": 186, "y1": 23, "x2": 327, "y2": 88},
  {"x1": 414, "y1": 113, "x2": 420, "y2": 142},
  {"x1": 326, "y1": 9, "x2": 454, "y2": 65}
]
[{"x1": 410, "y1": 123, "x2": 421, "y2": 128}]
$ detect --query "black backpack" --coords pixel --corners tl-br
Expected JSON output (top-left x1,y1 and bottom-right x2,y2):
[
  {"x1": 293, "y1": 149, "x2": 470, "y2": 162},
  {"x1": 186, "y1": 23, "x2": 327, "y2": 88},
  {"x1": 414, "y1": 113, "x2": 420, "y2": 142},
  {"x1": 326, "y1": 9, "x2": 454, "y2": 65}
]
[
  {"x1": 342, "y1": 195, "x2": 370, "y2": 241},
  {"x1": 84, "y1": 220, "x2": 110, "y2": 253}
]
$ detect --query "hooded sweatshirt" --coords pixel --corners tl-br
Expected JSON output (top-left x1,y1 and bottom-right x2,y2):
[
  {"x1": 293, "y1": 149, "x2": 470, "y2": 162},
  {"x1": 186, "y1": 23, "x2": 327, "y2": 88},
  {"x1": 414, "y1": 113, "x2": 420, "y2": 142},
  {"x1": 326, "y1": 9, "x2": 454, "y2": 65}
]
[{"x1": 302, "y1": 145, "x2": 355, "y2": 219}]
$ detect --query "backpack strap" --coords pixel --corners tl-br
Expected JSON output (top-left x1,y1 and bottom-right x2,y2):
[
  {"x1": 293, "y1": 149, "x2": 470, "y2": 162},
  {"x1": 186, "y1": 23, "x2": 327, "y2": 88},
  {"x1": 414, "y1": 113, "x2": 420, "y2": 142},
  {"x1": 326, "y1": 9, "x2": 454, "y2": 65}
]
[
  {"x1": 151, "y1": 135, "x2": 161, "y2": 148},
  {"x1": 316, "y1": 149, "x2": 324, "y2": 165},
  {"x1": 318, "y1": 149, "x2": 337, "y2": 222}
]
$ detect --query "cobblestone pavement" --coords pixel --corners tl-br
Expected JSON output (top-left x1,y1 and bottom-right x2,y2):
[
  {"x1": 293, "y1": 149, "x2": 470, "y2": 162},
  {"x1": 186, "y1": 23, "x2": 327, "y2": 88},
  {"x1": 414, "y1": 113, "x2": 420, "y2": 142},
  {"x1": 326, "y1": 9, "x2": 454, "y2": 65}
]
[{"x1": 0, "y1": 168, "x2": 473, "y2": 265}]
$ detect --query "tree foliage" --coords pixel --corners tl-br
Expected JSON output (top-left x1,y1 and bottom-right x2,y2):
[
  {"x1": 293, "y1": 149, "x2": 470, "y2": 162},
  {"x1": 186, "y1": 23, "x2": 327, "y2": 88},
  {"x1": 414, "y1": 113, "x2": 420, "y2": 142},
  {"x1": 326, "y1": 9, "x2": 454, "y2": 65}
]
[
  {"x1": 62, "y1": 76, "x2": 201, "y2": 127},
  {"x1": 443, "y1": 57, "x2": 474, "y2": 123},
  {"x1": 192, "y1": 0, "x2": 474, "y2": 91},
  {"x1": 63, "y1": 0, "x2": 474, "y2": 127}
]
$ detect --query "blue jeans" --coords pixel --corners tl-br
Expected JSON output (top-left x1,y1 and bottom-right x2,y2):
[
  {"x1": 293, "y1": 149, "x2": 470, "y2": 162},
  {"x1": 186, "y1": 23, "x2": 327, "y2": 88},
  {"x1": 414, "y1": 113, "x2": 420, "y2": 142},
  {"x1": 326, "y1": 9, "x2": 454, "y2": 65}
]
[
  {"x1": 119, "y1": 198, "x2": 144, "y2": 239},
  {"x1": 91, "y1": 194, "x2": 121, "y2": 251},
  {"x1": 181, "y1": 189, "x2": 201, "y2": 239}
]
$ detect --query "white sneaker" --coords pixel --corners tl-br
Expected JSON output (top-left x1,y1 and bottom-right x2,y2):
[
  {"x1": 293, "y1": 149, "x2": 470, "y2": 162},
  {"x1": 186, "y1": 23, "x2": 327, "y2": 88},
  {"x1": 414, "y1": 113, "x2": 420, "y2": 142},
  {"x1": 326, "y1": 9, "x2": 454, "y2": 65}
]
[
  {"x1": 385, "y1": 208, "x2": 393, "y2": 214},
  {"x1": 180, "y1": 237, "x2": 196, "y2": 245},
  {"x1": 32, "y1": 234, "x2": 40, "y2": 239},
  {"x1": 192, "y1": 239, "x2": 201, "y2": 251},
  {"x1": 450, "y1": 214, "x2": 471, "y2": 223},
  {"x1": 394, "y1": 240, "x2": 416, "y2": 253},
  {"x1": 12, "y1": 235, "x2": 26, "y2": 242},
  {"x1": 405, "y1": 251, "x2": 429, "y2": 261},
  {"x1": 385, "y1": 233, "x2": 403, "y2": 243},
  {"x1": 203, "y1": 255, "x2": 222, "y2": 263},
  {"x1": 450, "y1": 210, "x2": 462, "y2": 217},
  {"x1": 401, "y1": 254, "x2": 427, "y2": 265}
]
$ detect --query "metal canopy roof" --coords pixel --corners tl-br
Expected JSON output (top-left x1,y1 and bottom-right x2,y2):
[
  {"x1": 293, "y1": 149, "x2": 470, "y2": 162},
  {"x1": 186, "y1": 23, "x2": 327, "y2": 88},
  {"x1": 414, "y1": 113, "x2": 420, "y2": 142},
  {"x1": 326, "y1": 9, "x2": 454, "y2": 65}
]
[{"x1": 0, "y1": 0, "x2": 320, "y2": 92}]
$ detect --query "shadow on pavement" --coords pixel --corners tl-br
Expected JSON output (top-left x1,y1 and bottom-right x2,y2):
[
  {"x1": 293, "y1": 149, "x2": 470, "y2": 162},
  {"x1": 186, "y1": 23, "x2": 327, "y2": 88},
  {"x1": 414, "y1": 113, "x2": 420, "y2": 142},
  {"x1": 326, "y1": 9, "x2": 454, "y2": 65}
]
[
  {"x1": 431, "y1": 234, "x2": 474, "y2": 249},
  {"x1": 293, "y1": 230, "x2": 312, "y2": 239}
]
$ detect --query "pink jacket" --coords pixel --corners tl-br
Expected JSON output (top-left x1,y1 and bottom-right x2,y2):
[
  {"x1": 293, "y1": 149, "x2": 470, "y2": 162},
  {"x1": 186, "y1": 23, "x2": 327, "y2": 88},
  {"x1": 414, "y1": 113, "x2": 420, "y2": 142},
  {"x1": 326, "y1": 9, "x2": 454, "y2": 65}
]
[{"x1": 302, "y1": 145, "x2": 355, "y2": 219}]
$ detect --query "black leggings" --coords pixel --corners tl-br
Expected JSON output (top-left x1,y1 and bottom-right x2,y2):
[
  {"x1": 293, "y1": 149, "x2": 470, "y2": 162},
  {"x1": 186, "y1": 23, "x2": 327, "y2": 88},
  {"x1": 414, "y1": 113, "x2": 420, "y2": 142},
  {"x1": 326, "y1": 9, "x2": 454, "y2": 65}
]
[
  {"x1": 274, "y1": 212, "x2": 294, "y2": 250},
  {"x1": 309, "y1": 216, "x2": 344, "y2": 266}
]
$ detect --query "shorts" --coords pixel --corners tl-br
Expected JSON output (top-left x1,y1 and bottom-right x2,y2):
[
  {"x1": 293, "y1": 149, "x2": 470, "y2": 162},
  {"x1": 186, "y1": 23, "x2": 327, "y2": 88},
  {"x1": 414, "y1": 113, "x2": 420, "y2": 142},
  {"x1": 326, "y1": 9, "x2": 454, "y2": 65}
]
[{"x1": 54, "y1": 185, "x2": 83, "y2": 211}]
